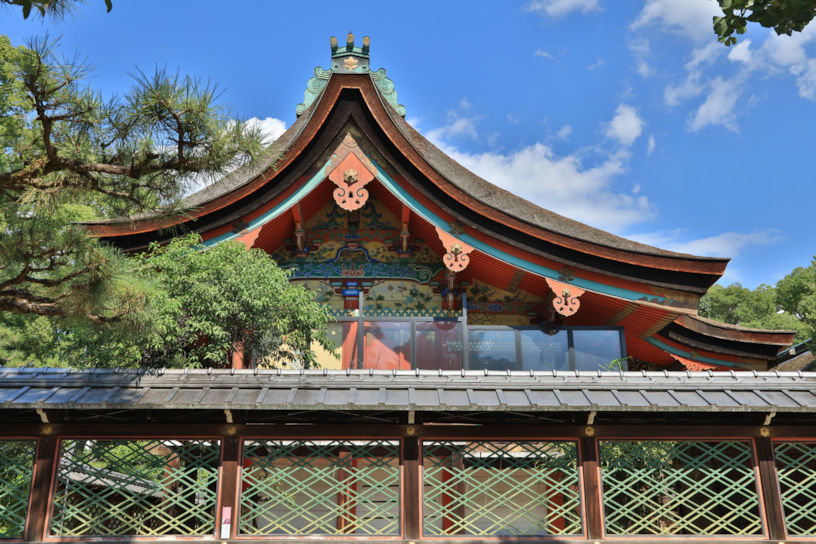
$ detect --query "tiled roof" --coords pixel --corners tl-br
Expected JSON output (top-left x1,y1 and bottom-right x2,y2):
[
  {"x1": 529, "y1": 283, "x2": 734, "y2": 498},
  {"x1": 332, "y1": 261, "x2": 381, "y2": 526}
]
[{"x1": 2, "y1": 368, "x2": 815, "y2": 413}]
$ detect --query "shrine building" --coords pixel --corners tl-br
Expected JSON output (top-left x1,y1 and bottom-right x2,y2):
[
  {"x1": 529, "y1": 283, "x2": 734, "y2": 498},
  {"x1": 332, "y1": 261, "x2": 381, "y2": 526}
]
[{"x1": 1, "y1": 35, "x2": 815, "y2": 544}]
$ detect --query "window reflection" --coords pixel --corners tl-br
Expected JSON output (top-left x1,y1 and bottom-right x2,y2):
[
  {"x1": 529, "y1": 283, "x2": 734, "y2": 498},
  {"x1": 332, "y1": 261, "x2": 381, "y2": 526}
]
[
  {"x1": 416, "y1": 321, "x2": 462, "y2": 370},
  {"x1": 469, "y1": 329, "x2": 516, "y2": 371},
  {"x1": 573, "y1": 329, "x2": 622, "y2": 371},
  {"x1": 520, "y1": 330, "x2": 569, "y2": 371},
  {"x1": 363, "y1": 321, "x2": 411, "y2": 370}
]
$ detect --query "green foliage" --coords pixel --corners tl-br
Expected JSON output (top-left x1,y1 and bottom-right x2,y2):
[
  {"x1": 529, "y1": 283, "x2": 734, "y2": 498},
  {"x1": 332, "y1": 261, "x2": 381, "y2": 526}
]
[
  {"x1": 714, "y1": 0, "x2": 816, "y2": 46},
  {"x1": 1, "y1": 235, "x2": 335, "y2": 369},
  {"x1": 132, "y1": 234, "x2": 335, "y2": 368},
  {"x1": 0, "y1": 34, "x2": 264, "y2": 323},
  {"x1": 699, "y1": 259, "x2": 816, "y2": 345}
]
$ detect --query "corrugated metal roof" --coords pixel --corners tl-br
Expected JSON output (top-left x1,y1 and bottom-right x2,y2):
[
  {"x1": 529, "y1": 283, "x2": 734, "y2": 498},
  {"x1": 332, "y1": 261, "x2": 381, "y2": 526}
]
[{"x1": 1, "y1": 367, "x2": 815, "y2": 413}]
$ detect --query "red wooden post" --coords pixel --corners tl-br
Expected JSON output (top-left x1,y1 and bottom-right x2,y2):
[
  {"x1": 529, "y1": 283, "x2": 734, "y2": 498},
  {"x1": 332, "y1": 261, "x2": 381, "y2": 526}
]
[
  {"x1": 25, "y1": 433, "x2": 57, "y2": 542},
  {"x1": 579, "y1": 436, "x2": 603, "y2": 540},
  {"x1": 218, "y1": 436, "x2": 241, "y2": 539},
  {"x1": 403, "y1": 437, "x2": 421, "y2": 540},
  {"x1": 755, "y1": 436, "x2": 787, "y2": 541}
]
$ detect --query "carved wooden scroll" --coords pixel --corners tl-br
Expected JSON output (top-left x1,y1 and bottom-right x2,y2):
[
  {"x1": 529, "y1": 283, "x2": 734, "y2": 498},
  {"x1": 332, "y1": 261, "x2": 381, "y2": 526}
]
[
  {"x1": 328, "y1": 153, "x2": 375, "y2": 211},
  {"x1": 545, "y1": 277, "x2": 585, "y2": 317},
  {"x1": 435, "y1": 227, "x2": 475, "y2": 272}
]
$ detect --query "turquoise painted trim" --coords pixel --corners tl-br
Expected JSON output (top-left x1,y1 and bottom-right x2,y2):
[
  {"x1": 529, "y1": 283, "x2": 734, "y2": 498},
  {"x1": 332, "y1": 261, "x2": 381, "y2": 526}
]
[
  {"x1": 646, "y1": 336, "x2": 746, "y2": 369},
  {"x1": 201, "y1": 162, "x2": 332, "y2": 248},
  {"x1": 199, "y1": 152, "x2": 670, "y2": 306},
  {"x1": 366, "y1": 157, "x2": 668, "y2": 305}
]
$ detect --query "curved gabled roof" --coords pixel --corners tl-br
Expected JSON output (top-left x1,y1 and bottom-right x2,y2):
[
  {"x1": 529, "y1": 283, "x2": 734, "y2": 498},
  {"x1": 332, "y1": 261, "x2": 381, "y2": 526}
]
[{"x1": 85, "y1": 72, "x2": 727, "y2": 289}]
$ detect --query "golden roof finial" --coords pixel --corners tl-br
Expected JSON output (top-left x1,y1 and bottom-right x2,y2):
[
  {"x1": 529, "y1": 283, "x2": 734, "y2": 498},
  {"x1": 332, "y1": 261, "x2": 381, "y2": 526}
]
[{"x1": 346, "y1": 32, "x2": 354, "y2": 51}]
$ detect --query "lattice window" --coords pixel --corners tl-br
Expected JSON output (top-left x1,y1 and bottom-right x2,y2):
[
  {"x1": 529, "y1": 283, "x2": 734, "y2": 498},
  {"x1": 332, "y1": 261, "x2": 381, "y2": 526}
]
[
  {"x1": 422, "y1": 440, "x2": 581, "y2": 536},
  {"x1": 774, "y1": 441, "x2": 816, "y2": 536},
  {"x1": 240, "y1": 439, "x2": 400, "y2": 536},
  {"x1": 600, "y1": 440, "x2": 761, "y2": 535},
  {"x1": 0, "y1": 440, "x2": 36, "y2": 538},
  {"x1": 50, "y1": 439, "x2": 220, "y2": 536}
]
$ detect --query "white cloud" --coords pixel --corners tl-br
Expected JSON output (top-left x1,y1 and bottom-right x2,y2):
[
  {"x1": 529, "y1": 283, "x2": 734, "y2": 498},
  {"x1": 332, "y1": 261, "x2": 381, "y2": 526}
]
[
  {"x1": 647, "y1": 135, "x2": 656, "y2": 154},
  {"x1": 762, "y1": 25, "x2": 816, "y2": 100},
  {"x1": 689, "y1": 76, "x2": 742, "y2": 132},
  {"x1": 507, "y1": 113, "x2": 521, "y2": 124},
  {"x1": 628, "y1": 229, "x2": 782, "y2": 257},
  {"x1": 246, "y1": 116, "x2": 287, "y2": 145},
  {"x1": 426, "y1": 112, "x2": 479, "y2": 142},
  {"x1": 728, "y1": 39, "x2": 753, "y2": 63},
  {"x1": 556, "y1": 124, "x2": 573, "y2": 140},
  {"x1": 664, "y1": 43, "x2": 721, "y2": 106},
  {"x1": 632, "y1": 0, "x2": 723, "y2": 44},
  {"x1": 525, "y1": 0, "x2": 600, "y2": 17},
  {"x1": 534, "y1": 48, "x2": 555, "y2": 60},
  {"x1": 435, "y1": 141, "x2": 652, "y2": 232},
  {"x1": 605, "y1": 104, "x2": 644, "y2": 146},
  {"x1": 587, "y1": 58, "x2": 604, "y2": 70}
]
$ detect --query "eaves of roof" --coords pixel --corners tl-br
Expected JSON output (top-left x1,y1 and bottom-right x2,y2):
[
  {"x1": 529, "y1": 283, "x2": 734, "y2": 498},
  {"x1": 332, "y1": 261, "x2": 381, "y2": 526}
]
[{"x1": 2, "y1": 367, "x2": 815, "y2": 414}]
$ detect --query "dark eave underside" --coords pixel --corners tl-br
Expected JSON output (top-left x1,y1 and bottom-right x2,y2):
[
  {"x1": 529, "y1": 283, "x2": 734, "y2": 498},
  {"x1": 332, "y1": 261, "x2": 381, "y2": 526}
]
[{"x1": 97, "y1": 85, "x2": 725, "y2": 293}]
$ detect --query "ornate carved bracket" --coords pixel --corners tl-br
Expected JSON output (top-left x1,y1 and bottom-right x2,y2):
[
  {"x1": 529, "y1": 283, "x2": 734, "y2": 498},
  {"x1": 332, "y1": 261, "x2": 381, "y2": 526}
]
[
  {"x1": 435, "y1": 227, "x2": 475, "y2": 272},
  {"x1": 545, "y1": 277, "x2": 585, "y2": 317},
  {"x1": 328, "y1": 149, "x2": 375, "y2": 211}
]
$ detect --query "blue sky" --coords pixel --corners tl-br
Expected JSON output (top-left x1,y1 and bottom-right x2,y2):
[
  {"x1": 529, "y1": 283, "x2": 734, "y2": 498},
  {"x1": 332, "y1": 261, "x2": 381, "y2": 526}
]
[{"x1": 3, "y1": 0, "x2": 815, "y2": 288}]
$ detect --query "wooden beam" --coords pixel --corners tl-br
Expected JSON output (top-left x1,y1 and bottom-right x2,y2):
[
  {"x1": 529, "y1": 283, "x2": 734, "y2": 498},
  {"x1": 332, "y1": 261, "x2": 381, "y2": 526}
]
[
  {"x1": 402, "y1": 437, "x2": 421, "y2": 540},
  {"x1": 217, "y1": 435, "x2": 241, "y2": 539},
  {"x1": 579, "y1": 437, "x2": 603, "y2": 540},
  {"x1": 25, "y1": 434, "x2": 57, "y2": 541},
  {"x1": 755, "y1": 437, "x2": 787, "y2": 541}
]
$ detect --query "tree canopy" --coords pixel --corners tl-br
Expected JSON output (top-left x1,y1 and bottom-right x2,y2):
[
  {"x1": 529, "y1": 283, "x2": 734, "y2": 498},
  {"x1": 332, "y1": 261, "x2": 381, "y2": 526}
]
[
  {"x1": 0, "y1": 35, "x2": 335, "y2": 369},
  {"x1": 699, "y1": 258, "x2": 816, "y2": 347},
  {"x1": 715, "y1": 0, "x2": 816, "y2": 46},
  {"x1": 0, "y1": 35, "x2": 263, "y2": 323},
  {"x1": 0, "y1": 235, "x2": 334, "y2": 369}
]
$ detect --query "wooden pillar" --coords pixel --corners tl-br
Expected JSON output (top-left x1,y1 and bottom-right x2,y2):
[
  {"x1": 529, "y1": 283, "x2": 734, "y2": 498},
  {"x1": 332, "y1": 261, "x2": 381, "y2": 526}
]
[
  {"x1": 218, "y1": 436, "x2": 241, "y2": 539},
  {"x1": 335, "y1": 452, "x2": 358, "y2": 533},
  {"x1": 403, "y1": 437, "x2": 421, "y2": 541},
  {"x1": 231, "y1": 340, "x2": 245, "y2": 369},
  {"x1": 579, "y1": 436, "x2": 603, "y2": 540},
  {"x1": 755, "y1": 436, "x2": 787, "y2": 541},
  {"x1": 25, "y1": 433, "x2": 57, "y2": 542}
]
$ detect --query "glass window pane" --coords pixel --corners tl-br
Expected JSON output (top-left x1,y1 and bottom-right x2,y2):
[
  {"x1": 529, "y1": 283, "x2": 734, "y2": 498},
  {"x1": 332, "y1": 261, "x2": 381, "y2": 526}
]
[
  {"x1": 416, "y1": 321, "x2": 463, "y2": 371},
  {"x1": 520, "y1": 329, "x2": 569, "y2": 371},
  {"x1": 572, "y1": 329, "x2": 622, "y2": 371},
  {"x1": 468, "y1": 329, "x2": 516, "y2": 371},
  {"x1": 363, "y1": 321, "x2": 411, "y2": 370},
  {"x1": 321, "y1": 321, "x2": 358, "y2": 370}
]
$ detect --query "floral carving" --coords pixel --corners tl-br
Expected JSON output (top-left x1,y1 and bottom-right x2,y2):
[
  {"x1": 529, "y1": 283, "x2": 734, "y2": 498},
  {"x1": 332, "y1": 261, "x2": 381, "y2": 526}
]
[
  {"x1": 435, "y1": 227, "x2": 475, "y2": 272},
  {"x1": 328, "y1": 153, "x2": 374, "y2": 211},
  {"x1": 545, "y1": 278, "x2": 585, "y2": 317}
]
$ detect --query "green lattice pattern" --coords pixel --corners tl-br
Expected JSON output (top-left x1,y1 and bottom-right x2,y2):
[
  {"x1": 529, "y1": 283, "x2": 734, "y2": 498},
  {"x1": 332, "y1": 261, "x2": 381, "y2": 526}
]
[
  {"x1": 774, "y1": 441, "x2": 816, "y2": 536},
  {"x1": 50, "y1": 439, "x2": 220, "y2": 536},
  {"x1": 240, "y1": 439, "x2": 400, "y2": 535},
  {"x1": 600, "y1": 440, "x2": 761, "y2": 535},
  {"x1": 423, "y1": 440, "x2": 581, "y2": 536},
  {"x1": 0, "y1": 440, "x2": 36, "y2": 538}
]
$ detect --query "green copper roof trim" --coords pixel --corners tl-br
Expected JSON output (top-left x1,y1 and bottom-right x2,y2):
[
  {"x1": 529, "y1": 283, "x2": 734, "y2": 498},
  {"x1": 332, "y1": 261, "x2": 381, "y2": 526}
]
[
  {"x1": 200, "y1": 154, "x2": 672, "y2": 307},
  {"x1": 645, "y1": 336, "x2": 747, "y2": 369},
  {"x1": 295, "y1": 68, "x2": 405, "y2": 117},
  {"x1": 366, "y1": 156, "x2": 670, "y2": 306},
  {"x1": 370, "y1": 68, "x2": 406, "y2": 116},
  {"x1": 295, "y1": 67, "x2": 332, "y2": 117}
]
